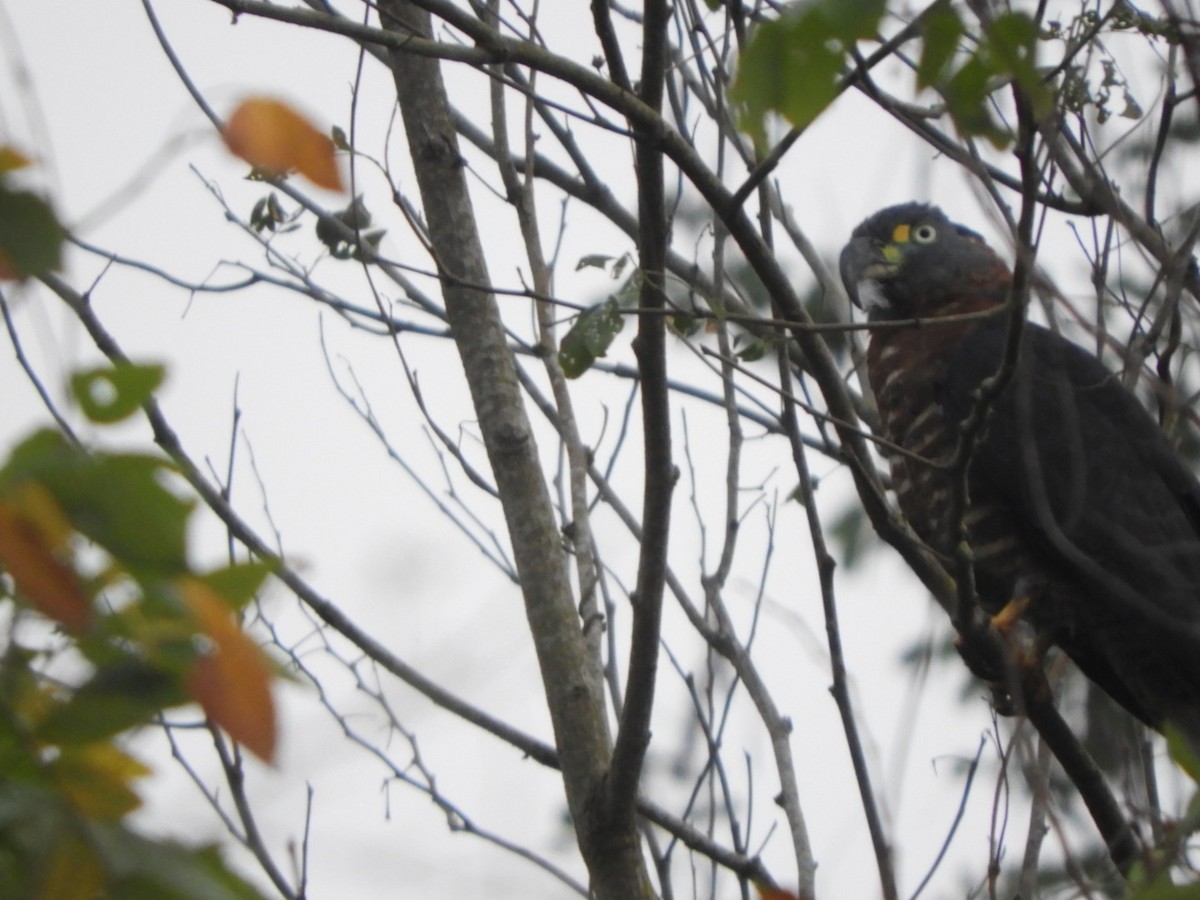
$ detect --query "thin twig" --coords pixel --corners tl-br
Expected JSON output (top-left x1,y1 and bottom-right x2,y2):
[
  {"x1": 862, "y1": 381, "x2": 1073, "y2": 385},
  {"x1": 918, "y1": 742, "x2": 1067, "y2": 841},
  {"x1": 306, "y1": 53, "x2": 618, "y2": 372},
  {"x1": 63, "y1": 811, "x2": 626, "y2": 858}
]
[
  {"x1": 778, "y1": 347, "x2": 894, "y2": 900},
  {"x1": 908, "y1": 736, "x2": 986, "y2": 900}
]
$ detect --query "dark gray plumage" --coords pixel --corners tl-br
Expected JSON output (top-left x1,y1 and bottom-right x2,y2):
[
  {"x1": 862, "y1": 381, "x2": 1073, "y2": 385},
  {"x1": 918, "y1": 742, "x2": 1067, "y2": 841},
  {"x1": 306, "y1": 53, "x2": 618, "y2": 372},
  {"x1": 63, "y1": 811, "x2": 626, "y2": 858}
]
[{"x1": 842, "y1": 202, "x2": 1200, "y2": 743}]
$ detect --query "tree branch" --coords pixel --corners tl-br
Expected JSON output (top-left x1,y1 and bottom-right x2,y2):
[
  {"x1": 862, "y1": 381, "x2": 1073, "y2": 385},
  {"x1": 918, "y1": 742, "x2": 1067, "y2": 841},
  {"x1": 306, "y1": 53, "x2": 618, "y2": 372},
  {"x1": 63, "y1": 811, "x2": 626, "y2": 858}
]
[
  {"x1": 606, "y1": 0, "x2": 673, "y2": 851},
  {"x1": 377, "y1": 3, "x2": 651, "y2": 896},
  {"x1": 778, "y1": 351, "x2": 888, "y2": 900}
]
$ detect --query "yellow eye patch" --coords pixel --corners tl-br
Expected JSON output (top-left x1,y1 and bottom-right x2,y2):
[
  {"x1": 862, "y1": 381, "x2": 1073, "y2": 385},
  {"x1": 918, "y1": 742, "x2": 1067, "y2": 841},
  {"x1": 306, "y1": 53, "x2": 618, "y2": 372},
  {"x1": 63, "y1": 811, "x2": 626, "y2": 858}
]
[{"x1": 891, "y1": 224, "x2": 911, "y2": 243}]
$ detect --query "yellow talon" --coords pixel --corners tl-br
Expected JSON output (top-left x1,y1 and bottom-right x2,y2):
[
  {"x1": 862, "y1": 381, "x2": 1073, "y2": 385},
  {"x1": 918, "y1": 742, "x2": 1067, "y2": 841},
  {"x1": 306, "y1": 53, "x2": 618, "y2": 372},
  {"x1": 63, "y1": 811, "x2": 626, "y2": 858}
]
[{"x1": 991, "y1": 594, "x2": 1033, "y2": 633}]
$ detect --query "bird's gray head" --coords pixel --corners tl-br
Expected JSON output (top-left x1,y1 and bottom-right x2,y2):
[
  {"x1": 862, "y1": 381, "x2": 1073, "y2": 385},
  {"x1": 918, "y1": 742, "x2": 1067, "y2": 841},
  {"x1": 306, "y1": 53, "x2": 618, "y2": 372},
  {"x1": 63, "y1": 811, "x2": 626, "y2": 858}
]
[{"x1": 839, "y1": 203, "x2": 1010, "y2": 320}]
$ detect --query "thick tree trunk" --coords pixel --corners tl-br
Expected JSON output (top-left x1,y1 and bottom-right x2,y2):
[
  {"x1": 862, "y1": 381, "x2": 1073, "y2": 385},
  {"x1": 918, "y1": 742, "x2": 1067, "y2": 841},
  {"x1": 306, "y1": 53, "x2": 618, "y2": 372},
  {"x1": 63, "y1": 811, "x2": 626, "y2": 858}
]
[{"x1": 378, "y1": 3, "x2": 654, "y2": 897}]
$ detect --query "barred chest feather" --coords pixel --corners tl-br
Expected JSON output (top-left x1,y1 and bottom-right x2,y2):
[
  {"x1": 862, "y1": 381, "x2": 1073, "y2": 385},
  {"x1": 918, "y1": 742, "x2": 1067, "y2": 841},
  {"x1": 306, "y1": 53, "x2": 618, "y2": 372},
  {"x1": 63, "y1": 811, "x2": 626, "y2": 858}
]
[{"x1": 866, "y1": 319, "x2": 1037, "y2": 614}]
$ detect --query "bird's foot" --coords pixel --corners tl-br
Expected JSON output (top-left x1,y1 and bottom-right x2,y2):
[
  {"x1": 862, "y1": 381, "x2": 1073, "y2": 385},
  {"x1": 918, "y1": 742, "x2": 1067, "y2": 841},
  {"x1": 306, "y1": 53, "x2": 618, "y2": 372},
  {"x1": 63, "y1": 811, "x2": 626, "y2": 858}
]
[
  {"x1": 955, "y1": 594, "x2": 1043, "y2": 717},
  {"x1": 991, "y1": 593, "x2": 1033, "y2": 635}
]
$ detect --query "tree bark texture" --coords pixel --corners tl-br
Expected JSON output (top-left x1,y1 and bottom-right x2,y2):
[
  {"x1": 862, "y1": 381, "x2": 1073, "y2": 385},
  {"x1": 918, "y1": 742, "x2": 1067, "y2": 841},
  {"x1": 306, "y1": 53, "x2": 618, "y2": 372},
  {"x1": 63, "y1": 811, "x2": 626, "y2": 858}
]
[{"x1": 378, "y1": 3, "x2": 654, "y2": 896}]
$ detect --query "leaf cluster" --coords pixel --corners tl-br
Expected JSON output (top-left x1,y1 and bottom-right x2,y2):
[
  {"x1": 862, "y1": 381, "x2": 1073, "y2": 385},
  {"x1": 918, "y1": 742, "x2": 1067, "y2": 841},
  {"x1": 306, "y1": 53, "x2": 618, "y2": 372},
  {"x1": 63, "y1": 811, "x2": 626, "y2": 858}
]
[
  {"x1": 730, "y1": 0, "x2": 886, "y2": 146},
  {"x1": 0, "y1": 363, "x2": 276, "y2": 899},
  {"x1": 733, "y1": 1, "x2": 1050, "y2": 148}
]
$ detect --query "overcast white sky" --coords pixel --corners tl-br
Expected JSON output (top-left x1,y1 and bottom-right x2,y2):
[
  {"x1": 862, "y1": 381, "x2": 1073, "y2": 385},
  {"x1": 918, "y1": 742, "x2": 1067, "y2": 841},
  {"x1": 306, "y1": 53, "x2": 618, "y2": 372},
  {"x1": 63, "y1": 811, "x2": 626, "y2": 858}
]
[{"x1": 2, "y1": 3, "x2": 1190, "y2": 898}]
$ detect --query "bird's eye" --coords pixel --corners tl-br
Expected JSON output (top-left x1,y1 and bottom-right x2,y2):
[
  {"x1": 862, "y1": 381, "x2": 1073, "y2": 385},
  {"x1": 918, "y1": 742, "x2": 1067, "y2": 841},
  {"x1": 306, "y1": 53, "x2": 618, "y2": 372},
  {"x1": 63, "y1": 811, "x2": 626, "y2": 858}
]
[{"x1": 912, "y1": 224, "x2": 937, "y2": 244}]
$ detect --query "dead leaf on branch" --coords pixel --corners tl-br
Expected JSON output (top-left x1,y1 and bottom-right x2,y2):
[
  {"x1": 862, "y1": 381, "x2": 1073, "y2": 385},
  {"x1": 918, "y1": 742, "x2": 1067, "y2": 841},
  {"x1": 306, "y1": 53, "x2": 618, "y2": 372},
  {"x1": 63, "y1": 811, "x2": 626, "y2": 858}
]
[{"x1": 223, "y1": 97, "x2": 343, "y2": 192}]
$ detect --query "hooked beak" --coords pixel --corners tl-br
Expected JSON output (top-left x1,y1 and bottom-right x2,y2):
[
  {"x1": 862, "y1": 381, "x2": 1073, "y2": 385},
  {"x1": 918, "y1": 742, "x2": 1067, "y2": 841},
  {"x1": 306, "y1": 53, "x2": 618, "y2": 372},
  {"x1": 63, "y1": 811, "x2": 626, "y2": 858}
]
[{"x1": 839, "y1": 236, "x2": 899, "y2": 313}]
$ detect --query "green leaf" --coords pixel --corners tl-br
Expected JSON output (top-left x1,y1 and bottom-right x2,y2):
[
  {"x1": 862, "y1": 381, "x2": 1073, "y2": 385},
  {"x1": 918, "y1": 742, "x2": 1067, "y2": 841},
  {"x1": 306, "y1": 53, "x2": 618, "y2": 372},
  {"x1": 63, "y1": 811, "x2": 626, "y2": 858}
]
[
  {"x1": 1131, "y1": 879, "x2": 1200, "y2": 899},
  {"x1": 926, "y1": 11, "x2": 1050, "y2": 147},
  {"x1": 828, "y1": 506, "x2": 869, "y2": 570},
  {"x1": 37, "y1": 661, "x2": 183, "y2": 746},
  {"x1": 331, "y1": 124, "x2": 351, "y2": 152},
  {"x1": 731, "y1": 0, "x2": 886, "y2": 143},
  {"x1": 916, "y1": 6, "x2": 964, "y2": 89},
  {"x1": 558, "y1": 297, "x2": 625, "y2": 378},
  {"x1": 1165, "y1": 724, "x2": 1200, "y2": 782},
  {"x1": 0, "y1": 785, "x2": 265, "y2": 899},
  {"x1": 0, "y1": 682, "x2": 48, "y2": 786},
  {"x1": 988, "y1": 11, "x2": 1039, "y2": 65},
  {"x1": 987, "y1": 12, "x2": 1046, "y2": 107},
  {"x1": 3, "y1": 430, "x2": 193, "y2": 572},
  {"x1": 68, "y1": 457, "x2": 192, "y2": 571},
  {"x1": 0, "y1": 782, "x2": 74, "y2": 884},
  {"x1": 249, "y1": 193, "x2": 286, "y2": 233},
  {"x1": 71, "y1": 364, "x2": 165, "y2": 425},
  {"x1": 943, "y1": 56, "x2": 1008, "y2": 146},
  {"x1": 89, "y1": 823, "x2": 267, "y2": 900},
  {"x1": 0, "y1": 184, "x2": 65, "y2": 278},
  {"x1": 734, "y1": 334, "x2": 769, "y2": 362},
  {"x1": 669, "y1": 313, "x2": 702, "y2": 337},
  {"x1": 196, "y1": 560, "x2": 276, "y2": 610}
]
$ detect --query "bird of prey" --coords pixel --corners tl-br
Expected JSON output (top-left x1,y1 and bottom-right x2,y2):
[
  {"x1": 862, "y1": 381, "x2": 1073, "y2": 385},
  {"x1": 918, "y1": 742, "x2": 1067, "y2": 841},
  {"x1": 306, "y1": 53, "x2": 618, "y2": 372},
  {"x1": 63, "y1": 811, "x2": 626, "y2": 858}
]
[{"x1": 839, "y1": 202, "x2": 1200, "y2": 747}]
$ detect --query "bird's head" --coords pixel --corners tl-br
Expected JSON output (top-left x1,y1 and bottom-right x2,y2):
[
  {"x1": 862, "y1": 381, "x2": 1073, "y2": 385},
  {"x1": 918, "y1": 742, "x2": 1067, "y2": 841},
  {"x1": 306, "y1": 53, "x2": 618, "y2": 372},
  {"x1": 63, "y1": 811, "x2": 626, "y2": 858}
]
[{"x1": 839, "y1": 203, "x2": 1010, "y2": 320}]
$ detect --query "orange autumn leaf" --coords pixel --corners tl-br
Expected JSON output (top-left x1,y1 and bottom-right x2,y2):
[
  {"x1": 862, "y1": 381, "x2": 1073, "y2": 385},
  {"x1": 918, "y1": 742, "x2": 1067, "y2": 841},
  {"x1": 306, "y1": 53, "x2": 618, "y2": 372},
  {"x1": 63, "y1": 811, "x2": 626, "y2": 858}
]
[
  {"x1": 0, "y1": 500, "x2": 92, "y2": 632},
  {"x1": 756, "y1": 887, "x2": 802, "y2": 900},
  {"x1": 181, "y1": 579, "x2": 277, "y2": 762},
  {"x1": 223, "y1": 97, "x2": 343, "y2": 191}
]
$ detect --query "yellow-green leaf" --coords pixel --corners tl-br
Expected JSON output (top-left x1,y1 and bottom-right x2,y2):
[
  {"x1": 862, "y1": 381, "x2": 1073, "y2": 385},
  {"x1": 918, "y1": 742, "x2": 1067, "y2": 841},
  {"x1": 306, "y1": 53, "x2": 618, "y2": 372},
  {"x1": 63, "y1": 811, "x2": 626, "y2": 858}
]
[
  {"x1": 52, "y1": 743, "x2": 150, "y2": 819},
  {"x1": 0, "y1": 145, "x2": 33, "y2": 175},
  {"x1": 37, "y1": 832, "x2": 106, "y2": 900}
]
